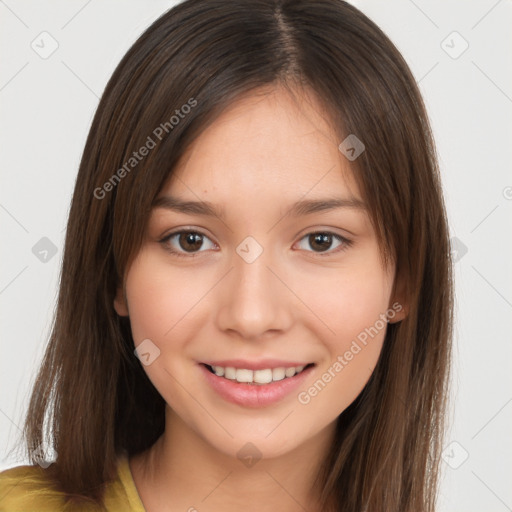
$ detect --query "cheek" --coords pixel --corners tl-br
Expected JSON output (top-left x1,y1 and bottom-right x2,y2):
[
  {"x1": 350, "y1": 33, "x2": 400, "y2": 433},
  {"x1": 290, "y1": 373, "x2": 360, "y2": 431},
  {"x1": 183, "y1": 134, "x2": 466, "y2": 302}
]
[
  {"x1": 124, "y1": 253, "x2": 203, "y2": 344},
  {"x1": 295, "y1": 288, "x2": 389, "y2": 422},
  {"x1": 123, "y1": 250, "x2": 219, "y2": 407},
  {"x1": 301, "y1": 257, "x2": 392, "y2": 353},
  {"x1": 123, "y1": 254, "x2": 207, "y2": 415},
  {"x1": 295, "y1": 250, "x2": 392, "y2": 410}
]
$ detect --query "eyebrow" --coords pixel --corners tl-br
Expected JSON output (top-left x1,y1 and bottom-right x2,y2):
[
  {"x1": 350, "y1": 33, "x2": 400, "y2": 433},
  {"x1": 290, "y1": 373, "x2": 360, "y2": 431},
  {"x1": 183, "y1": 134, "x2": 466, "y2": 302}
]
[{"x1": 152, "y1": 194, "x2": 366, "y2": 219}]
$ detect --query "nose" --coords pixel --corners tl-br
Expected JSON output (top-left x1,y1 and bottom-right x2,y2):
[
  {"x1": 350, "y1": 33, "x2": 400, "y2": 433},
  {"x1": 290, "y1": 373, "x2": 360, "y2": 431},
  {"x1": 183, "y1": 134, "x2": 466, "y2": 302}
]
[{"x1": 215, "y1": 242, "x2": 294, "y2": 340}]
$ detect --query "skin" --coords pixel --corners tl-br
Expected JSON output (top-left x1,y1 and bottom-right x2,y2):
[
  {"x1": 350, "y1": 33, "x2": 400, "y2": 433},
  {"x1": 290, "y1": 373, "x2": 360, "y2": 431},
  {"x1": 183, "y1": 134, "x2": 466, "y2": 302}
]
[{"x1": 114, "y1": 84, "x2": 407, "y2": 512}]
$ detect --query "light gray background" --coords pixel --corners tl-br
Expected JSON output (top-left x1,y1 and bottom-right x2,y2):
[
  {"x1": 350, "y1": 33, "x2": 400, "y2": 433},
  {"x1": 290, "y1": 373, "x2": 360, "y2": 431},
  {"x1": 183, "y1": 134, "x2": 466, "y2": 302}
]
[{"x1": 1, "y1": 1, "x2": 511, "y2": 511}]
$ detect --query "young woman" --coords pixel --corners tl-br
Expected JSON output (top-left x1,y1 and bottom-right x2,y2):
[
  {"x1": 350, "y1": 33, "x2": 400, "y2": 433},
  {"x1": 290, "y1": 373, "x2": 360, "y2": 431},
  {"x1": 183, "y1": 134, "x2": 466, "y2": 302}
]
[{"x1": 0, "y1": 0, "x2": 453, "y2": 511}]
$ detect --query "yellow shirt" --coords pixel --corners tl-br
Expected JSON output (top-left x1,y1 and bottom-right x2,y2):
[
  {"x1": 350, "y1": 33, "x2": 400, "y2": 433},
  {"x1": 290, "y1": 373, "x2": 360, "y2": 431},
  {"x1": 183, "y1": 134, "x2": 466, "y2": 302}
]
[{"x1": 0, "y1": 452, "x2": 146, "y2": 511}]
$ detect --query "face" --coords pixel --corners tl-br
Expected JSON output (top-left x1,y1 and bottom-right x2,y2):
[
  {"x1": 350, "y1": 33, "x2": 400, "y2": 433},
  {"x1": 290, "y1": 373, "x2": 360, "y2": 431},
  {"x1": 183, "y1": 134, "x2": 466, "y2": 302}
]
[{"x1": 114, "y1": 85, "x2": 406, "y2": 460}]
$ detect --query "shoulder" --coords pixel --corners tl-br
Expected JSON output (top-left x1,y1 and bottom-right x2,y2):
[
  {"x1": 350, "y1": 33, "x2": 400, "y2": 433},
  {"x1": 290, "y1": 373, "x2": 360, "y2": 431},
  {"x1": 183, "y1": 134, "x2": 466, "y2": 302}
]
[
  {"x1": 0, "y1": 454, "x2": 144, "y2": 512},
  {"x1": 0, "y1": 463, "x2": 68, "y2": 511}
]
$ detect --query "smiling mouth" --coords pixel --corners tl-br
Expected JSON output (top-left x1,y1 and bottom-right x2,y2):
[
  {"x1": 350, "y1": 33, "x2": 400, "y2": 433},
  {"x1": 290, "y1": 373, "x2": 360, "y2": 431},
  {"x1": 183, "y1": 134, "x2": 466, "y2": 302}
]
[{"x1": 202, "y1": 363, "x2": 315, "y2": 385}]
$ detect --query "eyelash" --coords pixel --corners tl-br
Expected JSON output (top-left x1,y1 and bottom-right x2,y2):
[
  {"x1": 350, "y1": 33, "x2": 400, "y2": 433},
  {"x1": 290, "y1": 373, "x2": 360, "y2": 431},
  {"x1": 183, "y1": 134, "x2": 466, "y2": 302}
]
[{"x1": 158, "y1": 229, "x2": 353, "y2": 259}]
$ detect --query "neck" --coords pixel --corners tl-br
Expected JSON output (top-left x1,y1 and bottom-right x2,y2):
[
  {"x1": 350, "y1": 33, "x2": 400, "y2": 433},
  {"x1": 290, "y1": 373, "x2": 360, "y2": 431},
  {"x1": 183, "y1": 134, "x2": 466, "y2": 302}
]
[{"x1": 130, "y1": 405, "x2": 335, "y2": 512}]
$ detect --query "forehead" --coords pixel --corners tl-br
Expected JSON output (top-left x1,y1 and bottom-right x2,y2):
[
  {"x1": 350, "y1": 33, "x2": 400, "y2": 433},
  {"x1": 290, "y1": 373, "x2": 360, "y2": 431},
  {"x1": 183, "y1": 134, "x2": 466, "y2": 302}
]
[{"x1": 161, "y1": 85, "x2": 363, "y2": 209}]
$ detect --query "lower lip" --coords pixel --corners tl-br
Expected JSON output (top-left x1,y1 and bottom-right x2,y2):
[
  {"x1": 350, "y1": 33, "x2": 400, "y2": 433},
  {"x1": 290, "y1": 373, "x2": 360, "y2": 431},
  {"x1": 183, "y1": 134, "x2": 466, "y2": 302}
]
[{"x1": 199, "y1": 364, "x2": 314, "y2": 408}]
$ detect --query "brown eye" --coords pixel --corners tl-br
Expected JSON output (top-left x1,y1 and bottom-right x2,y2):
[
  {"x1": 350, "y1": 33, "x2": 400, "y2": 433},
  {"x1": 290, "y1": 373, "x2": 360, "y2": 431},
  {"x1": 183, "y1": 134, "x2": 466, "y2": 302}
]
[
  {"x1": 177, "y1": 232, "x2": 204, "y2": 252},
  {"x1": 160, "y1": 230, "x2": 216, "y2": 257},
  {"x1": 296, "y1": 232, "x2": 353, "y2": 255}
]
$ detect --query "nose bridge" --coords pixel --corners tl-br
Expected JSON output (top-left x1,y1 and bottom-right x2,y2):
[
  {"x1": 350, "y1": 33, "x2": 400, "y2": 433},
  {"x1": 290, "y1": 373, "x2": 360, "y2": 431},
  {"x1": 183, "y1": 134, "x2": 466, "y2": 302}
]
[
  {"x1": 216, "y1": 235, "x2": 292, "y2": 338},
  {"x1": 234, "y1": 235, "x2": 273, "y2": 298}
]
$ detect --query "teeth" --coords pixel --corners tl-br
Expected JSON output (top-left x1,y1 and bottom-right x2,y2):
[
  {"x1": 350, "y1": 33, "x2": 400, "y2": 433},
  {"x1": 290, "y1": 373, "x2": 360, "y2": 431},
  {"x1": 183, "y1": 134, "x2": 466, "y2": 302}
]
[
  {"x1": 272, "y1": 367, "x2": 285, "y2": 381},
  {"x1": 254, "y1": 369, "x2": 272, "y2": 384},
  {"x1": 285, "y1": 367, "x2": 296, "y2": 378},
  {"x1": 208, "y1": 364, "x2": 309, "y2": 384},
  {"x1": 236, "y1": 369, "x2": 253, "y2": 383},
  {"x1": 224, "y1": 367, "x2": 236, "y2": 379}
]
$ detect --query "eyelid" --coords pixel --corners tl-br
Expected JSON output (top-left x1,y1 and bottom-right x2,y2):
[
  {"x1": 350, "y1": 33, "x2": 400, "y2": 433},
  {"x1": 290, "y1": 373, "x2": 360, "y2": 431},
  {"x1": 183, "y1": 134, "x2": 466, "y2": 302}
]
[
  {"x1": 158, "y1": 227, "x2": 354, "y2": 258},
  {"x1": 159, "y1": 226, "x2": 214, "y2": 242},
  {"x1": 293, "y1": 231, "x2": 353, "y2": 256},
  {"x1": 158, "y1": 228, "x2": 217, "y2": 258}
]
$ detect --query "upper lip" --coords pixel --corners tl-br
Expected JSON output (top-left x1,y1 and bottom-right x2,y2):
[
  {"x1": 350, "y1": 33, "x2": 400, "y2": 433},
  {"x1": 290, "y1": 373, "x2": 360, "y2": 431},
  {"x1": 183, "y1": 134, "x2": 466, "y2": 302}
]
[{"x1": 201, "y1": 359, "x2": 313, "y2": 371}]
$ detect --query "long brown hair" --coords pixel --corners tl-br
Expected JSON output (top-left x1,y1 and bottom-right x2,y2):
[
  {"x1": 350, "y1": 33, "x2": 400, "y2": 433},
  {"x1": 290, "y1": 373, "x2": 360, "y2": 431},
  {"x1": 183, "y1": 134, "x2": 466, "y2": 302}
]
[{"x1": 15, "y1": 0, "x2": 453, "y2": 510}]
